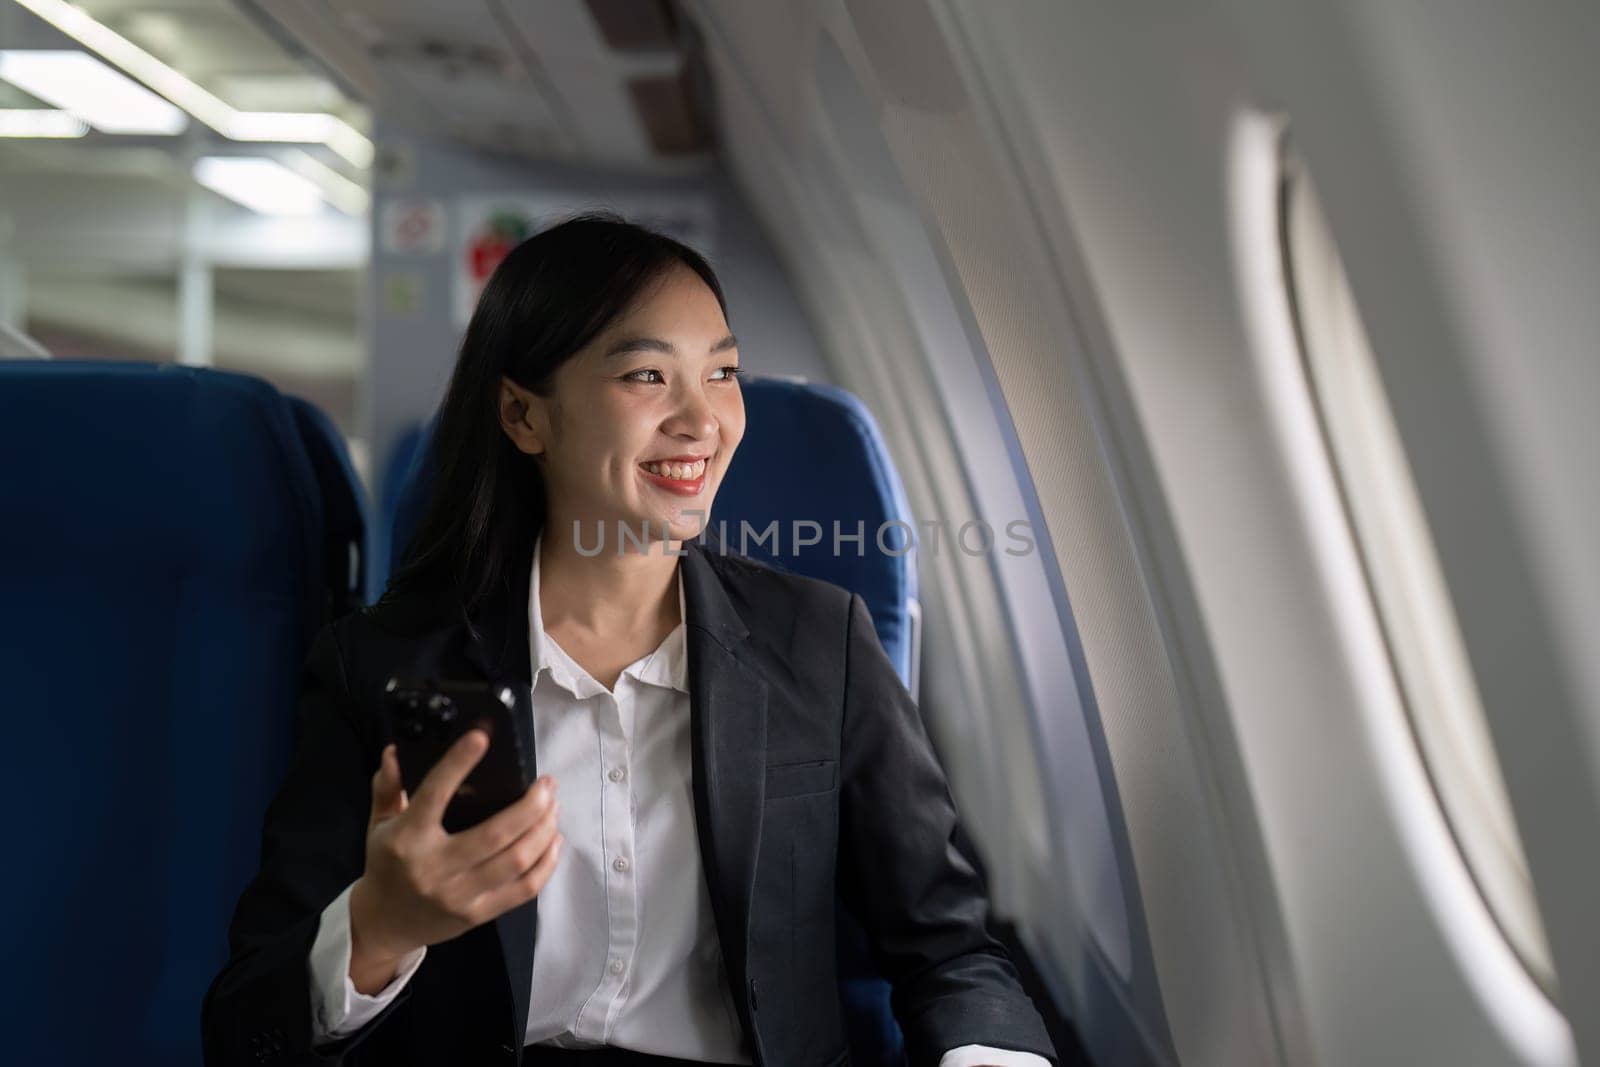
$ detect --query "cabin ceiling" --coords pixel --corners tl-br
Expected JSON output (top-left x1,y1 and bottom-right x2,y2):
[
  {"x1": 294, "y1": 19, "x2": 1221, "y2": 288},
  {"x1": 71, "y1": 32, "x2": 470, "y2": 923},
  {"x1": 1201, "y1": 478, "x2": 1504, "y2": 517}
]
[
  {"x1": 0, "y1": 0, "x2": 714, "y2": 410},
  {"x1": 243, "y1": 0, "x2": 713, "y2": 168}
]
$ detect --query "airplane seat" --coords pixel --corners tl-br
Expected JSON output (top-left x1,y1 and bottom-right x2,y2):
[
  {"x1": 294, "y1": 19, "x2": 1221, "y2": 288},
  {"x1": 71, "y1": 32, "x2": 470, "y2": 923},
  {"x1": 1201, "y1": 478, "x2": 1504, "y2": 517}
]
[
  {"x1": 386, "y1": 377, "x2": 921, "y2": 1065},
  {"x1": 710, "y1": 375, "x2": 921, "y2": 692},
  {"x1": 0, "y1": 361, "x2": 335, "y2": 1064},
  {"x1": 376, "y1": 420, "x2": 430, "y2": 598},
  {"x1": 287, "y1": 396, "x2": 369, "y2": 619}
]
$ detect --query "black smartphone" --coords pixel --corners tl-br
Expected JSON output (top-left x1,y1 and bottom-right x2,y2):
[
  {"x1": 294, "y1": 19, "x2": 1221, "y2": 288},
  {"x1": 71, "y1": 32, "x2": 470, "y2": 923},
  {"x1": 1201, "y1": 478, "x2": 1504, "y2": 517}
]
[{"x1": 382, "y1": 677, "x2": 529, "y2": 833}]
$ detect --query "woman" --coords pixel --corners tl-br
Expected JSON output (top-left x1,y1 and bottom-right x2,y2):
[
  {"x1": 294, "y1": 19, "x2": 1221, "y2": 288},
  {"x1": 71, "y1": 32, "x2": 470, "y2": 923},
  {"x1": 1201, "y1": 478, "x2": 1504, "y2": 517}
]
[{"x1": 202, "y1": 214, "x2": 1056, "y2": 1067}]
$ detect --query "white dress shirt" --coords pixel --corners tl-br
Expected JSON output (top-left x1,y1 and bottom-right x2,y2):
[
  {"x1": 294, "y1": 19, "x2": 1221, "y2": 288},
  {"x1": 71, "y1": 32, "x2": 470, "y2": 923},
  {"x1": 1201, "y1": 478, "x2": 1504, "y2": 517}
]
[{"x1": 308, "y1": 540, "x2": 1050, "y2": 1067}]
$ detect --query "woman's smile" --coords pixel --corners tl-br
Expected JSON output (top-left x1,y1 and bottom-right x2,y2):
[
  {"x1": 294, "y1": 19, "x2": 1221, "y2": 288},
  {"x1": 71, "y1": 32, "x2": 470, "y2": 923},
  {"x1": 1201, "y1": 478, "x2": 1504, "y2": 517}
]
[{"x1": 639, "y1": 454, "x2": 710, "y2": 496}]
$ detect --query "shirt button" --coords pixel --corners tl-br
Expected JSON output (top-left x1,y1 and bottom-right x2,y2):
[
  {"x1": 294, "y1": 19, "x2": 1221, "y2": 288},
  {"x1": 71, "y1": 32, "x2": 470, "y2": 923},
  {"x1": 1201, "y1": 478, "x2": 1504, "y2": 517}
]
[
  {"x1": 609, "y1": 959, "x2": 625, "y2": 975},
  {"x1": 613, "y1": 856, "x2": 630, "y2": 873},
  {"x1": 608, "y1": 767, "x2": 625, "y2": 783}
]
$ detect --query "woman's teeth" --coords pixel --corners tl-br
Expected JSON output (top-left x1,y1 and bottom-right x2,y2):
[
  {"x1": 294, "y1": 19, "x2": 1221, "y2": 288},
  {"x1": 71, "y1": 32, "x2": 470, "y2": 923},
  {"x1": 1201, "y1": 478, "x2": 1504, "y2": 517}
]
[{"x1": 642, "y1": 459, "x2": 706, "y2": 481}]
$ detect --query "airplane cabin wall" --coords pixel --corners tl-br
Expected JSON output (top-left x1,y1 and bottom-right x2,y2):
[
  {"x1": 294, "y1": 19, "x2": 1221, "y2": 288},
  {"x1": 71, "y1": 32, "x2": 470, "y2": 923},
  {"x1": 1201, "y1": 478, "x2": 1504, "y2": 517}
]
[{"x1": 685, "y1": 1, "x2": 1596, "y2": 1066}]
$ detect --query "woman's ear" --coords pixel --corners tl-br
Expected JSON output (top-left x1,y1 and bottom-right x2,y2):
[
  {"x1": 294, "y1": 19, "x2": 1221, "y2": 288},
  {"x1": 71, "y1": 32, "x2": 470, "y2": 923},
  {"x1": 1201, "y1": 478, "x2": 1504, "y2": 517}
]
[{"x1": 498, "y1": 376, "x2": 546, "y2": 456}]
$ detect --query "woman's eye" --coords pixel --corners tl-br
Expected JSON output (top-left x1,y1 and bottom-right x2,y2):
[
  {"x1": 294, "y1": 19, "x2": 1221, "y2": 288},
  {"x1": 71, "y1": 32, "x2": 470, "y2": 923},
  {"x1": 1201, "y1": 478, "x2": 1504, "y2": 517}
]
[
  {"x1": 712, "y1": 365, "x2": 742, "y2": 382},
  {"x1": 625, "y1": 369, "x2": 664, "y2": 384}
]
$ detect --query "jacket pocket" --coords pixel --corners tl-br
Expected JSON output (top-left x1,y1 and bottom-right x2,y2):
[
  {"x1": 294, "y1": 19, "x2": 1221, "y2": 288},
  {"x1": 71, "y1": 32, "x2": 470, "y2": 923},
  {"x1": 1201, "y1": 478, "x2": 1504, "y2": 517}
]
[{"x1": 765, "y1": 758, "x2": 837, "y2": 800}]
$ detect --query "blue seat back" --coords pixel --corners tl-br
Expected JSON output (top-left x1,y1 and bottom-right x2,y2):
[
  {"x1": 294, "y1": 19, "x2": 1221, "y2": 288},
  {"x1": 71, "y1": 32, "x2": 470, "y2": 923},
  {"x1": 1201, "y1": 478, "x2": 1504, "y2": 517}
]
[
  {"x1": 377, "y1": 421, "x2": 430, "y2": 598},
  {"x1": 288, "y1": 396, "x2": 369, "y2": 617},
  {"x1": 0, "y1": 362, "x2": 336, "y2": 1064},
  {"x1": 710, "y1": 376, "x2": 920, "y2": 695}
]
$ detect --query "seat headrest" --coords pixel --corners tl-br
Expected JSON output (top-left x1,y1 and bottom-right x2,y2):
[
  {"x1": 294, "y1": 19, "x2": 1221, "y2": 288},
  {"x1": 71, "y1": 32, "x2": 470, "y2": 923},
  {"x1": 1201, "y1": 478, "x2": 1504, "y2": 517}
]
[
  {"x1": 711, "y1": 377, "x2": 919, "y2": 684},
  {"x1": 0, "y1": 361, "x2": 323, "y2": 602}
]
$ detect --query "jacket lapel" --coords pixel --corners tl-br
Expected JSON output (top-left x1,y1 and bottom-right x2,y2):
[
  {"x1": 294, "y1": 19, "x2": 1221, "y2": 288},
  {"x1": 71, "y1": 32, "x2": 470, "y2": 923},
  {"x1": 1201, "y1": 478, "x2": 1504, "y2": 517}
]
[{"x1": 681, "y1": 543, "x2": 768, "y2": 1032}]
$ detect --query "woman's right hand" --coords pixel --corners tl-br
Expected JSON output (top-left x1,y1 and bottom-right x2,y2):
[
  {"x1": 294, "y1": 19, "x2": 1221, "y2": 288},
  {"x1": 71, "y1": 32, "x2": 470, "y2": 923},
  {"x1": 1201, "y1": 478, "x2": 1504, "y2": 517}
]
[{"x1": 347, "y1": 731, "x2": 563, "y2": 993}]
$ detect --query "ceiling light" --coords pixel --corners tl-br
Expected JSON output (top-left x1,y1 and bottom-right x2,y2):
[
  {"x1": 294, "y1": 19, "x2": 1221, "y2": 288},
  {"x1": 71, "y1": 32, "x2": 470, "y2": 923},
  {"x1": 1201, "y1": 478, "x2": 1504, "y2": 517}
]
[
  {"x1": 226, "y1": 112, "x2": 337, "y2": 143},
  {"x1": 224, "y1": 113, "x2": 373, "y2": 168},
  {"x1": 11, "y1": 0, "x2": 374, "y2": 167},
  {"x1": 193, "y1": 156, "x2": 326, "y2": 216},
  {"x1": 0, "y1": 50, "x2": 186, "y2": 135},
  {"x1": 0, "y1": 108, "x2": 88, "y2": 138},
  {"x1": 324, "y1": 123, "x2": 375, "y2": 169},
  {"x1": 286, "y1": 150, "x2": 371, "y2": 215}
]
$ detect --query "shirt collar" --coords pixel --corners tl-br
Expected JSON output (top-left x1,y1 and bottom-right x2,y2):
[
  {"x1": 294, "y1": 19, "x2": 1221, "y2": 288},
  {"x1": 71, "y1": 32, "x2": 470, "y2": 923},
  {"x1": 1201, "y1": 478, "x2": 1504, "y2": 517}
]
[{"x1": 528, "y1": 535, "x2": 689, "y2": 698}]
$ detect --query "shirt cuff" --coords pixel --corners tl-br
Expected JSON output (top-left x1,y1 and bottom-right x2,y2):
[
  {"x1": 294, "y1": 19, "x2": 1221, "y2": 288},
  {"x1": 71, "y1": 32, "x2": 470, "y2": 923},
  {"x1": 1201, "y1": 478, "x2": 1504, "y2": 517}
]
[
  {"x1": 308, "y1": 881, "x2": 427, "y2": 1043},
  {"x1": 939, "y1": 1045, "x2": 1053, "y2": 1067}
]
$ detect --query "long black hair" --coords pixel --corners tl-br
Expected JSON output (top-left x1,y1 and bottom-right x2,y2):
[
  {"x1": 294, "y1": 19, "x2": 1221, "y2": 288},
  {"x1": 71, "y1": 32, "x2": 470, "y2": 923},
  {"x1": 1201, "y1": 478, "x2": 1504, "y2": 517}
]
[{"x1": 381, "y1": 211, "x2": 728, "y2": 617}]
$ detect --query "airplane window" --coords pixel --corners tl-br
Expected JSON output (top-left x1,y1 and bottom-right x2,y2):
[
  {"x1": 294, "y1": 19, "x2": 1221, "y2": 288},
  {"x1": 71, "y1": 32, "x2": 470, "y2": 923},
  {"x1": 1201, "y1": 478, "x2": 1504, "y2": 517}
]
[{"x1": 1279, "y1": 152, "x2": 1557, "y2": 994}]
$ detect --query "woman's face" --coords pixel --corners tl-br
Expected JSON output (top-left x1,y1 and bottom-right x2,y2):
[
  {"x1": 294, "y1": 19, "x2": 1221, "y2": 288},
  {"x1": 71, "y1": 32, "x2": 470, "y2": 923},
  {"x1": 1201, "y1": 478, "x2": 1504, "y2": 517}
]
[{"x1": 504, "y1": 264, "x2": 745, "y2": 546}]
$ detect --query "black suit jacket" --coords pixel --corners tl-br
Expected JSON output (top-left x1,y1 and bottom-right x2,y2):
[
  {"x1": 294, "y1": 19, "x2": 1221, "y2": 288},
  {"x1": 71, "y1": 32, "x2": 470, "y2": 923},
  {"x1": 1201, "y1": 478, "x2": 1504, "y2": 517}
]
[{"x1": 202, "y1": 541, "x2": 1056, "y2": 1067}]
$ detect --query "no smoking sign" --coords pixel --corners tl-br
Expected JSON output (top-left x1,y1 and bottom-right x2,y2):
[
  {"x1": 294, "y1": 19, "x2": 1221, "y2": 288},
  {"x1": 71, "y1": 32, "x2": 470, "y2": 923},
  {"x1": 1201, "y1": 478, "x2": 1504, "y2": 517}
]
[{"x1": 380, "y1": 198, "x2": 447, "y2": 256}]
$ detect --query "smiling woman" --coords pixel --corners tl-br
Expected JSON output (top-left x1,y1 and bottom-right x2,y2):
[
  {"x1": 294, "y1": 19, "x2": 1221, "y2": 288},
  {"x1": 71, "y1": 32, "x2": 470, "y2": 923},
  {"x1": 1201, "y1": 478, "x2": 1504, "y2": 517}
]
[
  {"x1": 386, "y1": 213, "x2": 741, "y2": 616},
  {"x1": 201, "y1": 212, "x2": 1056, "y2": 1067},
  {"x1": 494, "y1": 259, "x2": 745, "y2": 558}
]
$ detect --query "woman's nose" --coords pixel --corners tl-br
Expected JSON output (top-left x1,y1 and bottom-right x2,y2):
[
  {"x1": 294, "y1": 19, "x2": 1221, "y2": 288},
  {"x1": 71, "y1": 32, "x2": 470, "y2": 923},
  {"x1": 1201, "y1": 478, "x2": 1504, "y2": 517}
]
[{"x1": 665, "y1": 386, "x2": 718, "y2": 440}]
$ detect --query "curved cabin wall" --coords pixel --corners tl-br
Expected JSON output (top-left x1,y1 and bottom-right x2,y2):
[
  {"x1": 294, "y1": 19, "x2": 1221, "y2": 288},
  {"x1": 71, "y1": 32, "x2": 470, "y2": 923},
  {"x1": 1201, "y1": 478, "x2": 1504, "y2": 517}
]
[{"x1": 686, "y1": 1, "x2": 1599, "y2": 1065}]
